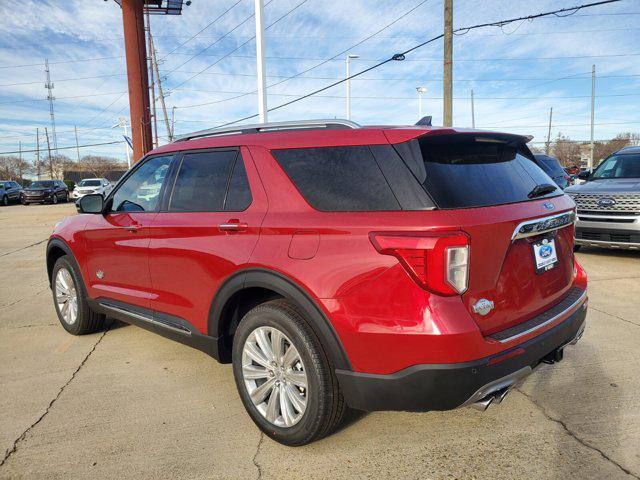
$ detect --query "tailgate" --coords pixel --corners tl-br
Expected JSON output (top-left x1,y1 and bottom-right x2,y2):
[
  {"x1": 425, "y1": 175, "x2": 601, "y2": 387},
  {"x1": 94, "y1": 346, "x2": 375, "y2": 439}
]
[{"x1": 448, "y1": 196, "x2": 577, "y2": 335}]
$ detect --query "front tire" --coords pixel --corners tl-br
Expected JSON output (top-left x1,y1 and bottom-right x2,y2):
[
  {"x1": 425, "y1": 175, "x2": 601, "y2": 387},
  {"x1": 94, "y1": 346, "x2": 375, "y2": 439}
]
[
  {"x1": 52, "y1": 256, "x2": 105, "y2": 335},
  {"x1": 1, "y1": 195, "x2": 7, "y2": 206},
  {"x1": 573, "y1": 244, "x2": 582, "y2": 252},
  {"x1": 232, "y1": 299, "x2": 346, "y2": 446},
  {"x1": 52, "y1": 194, "x2": 58, "y2": 204}
]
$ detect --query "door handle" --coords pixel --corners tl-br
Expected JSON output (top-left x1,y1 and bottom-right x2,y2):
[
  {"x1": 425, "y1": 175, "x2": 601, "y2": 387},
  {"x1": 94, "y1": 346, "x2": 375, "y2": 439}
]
[
  {"x1": 123, "y1": 224, "x2": 140, "y2": 232},
  {"x1": 219, "y1": 220, "x2": 248, "y2": 232}
]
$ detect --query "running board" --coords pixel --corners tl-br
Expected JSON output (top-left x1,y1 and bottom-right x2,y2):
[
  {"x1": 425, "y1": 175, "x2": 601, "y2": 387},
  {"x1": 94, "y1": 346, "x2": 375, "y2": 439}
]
[{"x1": 99, "y1": 302, "x2": 192, "y2": 336}]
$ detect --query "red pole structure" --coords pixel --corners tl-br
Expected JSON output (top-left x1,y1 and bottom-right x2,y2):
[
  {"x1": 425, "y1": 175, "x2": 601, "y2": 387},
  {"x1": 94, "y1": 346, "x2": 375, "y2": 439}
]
[{"x1": 121, "y1": 0, "x2": 153, "y2": 162}]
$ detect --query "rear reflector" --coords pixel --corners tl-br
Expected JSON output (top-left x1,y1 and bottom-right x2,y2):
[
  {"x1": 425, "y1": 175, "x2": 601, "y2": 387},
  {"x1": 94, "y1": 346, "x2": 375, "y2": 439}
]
[{"x1": 370, "y1": 232, "x2": 469, "y2": 296}]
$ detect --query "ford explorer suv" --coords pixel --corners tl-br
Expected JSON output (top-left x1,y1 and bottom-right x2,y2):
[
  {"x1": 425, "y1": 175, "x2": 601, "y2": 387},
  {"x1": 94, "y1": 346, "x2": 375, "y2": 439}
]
[
  {"x1": 46, "y1": 120, "x2": 588, "y2": 446},
  {"x1": 533, "y1": 154, "x2": 571, "y2": 189},
  {"x1": 566, "y1": 145, "x2": 640, "y2": 250}
]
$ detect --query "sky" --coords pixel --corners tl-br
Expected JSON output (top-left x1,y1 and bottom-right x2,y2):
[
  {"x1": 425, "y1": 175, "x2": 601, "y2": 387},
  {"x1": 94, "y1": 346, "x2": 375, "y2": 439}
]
[{"x1": 0, "y1": 0, "x2": 639, "y2": 163}]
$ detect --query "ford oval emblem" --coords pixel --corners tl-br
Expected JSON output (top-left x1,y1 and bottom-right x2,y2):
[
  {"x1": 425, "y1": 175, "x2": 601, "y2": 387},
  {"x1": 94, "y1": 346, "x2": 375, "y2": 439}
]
[
  {"x1": 539, "y1": 244, "x2": 553, "y2": 258},
  {"x1": 597, "y1": 197, "x2": 616, "y2": 207},
  {"x1": 543, "y1": 202, "x2": 555, "y2": 210}
]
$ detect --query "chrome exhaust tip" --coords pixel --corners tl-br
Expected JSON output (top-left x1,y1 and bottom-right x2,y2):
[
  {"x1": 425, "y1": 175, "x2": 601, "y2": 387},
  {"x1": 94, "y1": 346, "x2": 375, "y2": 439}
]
[{"x1": 470, "y1": 395, "x2": 494, "y2": 411}]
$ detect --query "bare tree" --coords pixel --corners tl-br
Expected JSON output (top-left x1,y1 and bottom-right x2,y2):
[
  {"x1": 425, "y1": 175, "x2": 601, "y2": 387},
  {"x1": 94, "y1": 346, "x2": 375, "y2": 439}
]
[
  {"x1": 0, "y1": 155, "x2": 31, "y2": 182},
  {"x1": 551, "y1": 133, "x2": 581, "y2": 166},
  {"x1": 79, "y1": 155, "x2": 121, "y2": 178}
]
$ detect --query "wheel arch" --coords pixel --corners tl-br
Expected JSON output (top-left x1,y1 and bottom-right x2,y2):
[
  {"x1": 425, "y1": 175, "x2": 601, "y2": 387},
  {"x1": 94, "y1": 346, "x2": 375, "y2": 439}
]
[
  {"x1": 209, "y1": 268, "x2": 352, "y2": 371},
  {"x1": 46, "y1": 238, "x2": 79, "y2": 287}
]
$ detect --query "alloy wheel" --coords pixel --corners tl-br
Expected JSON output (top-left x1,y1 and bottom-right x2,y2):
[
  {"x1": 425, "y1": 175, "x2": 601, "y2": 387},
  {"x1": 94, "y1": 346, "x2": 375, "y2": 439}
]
[
  {"x1": 55, "y1": 268, "x2": 78, "y2": 325},
  {"x1": 241, "y1": 326, "x2": 308, "y2": 427}
]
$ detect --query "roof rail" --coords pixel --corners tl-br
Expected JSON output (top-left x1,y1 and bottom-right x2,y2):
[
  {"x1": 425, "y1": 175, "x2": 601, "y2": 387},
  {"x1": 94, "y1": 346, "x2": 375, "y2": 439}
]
[{"x1": 173, "y1": 119, "x2": 361, "y2": 142}]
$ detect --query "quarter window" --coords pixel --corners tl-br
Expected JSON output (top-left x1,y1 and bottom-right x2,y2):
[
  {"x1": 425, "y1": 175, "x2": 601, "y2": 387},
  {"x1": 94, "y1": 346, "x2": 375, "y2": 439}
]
[{"x1": 111, "y1": 155, "x2": 172, "y2": 212}]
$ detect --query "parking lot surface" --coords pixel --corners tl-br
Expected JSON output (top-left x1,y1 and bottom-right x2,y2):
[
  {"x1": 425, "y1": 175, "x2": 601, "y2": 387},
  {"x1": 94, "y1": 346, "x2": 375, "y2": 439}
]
[{"x1": 0, "y1": 203, "x2": 639, "y2": 479}]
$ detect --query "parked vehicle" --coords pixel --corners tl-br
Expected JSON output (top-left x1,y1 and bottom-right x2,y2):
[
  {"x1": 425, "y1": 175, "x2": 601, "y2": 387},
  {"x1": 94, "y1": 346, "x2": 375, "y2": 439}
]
[
  {"x1": 21, "y1": 180, "x2": 69, "y2": 205},
  {"x1": 70, "y1": 178, "x2": 113, "y2": 200},
  {"x1": 534, "y1": 154, "x2": 571, "y2": 189},
  {"x1": 566, "y1": 145, "x2": 640, "y2": 250},
  {"x1": 47, "y1": 120, "x2": 587, "y2": 446},
  {"x1": 0, "y1": 180, "x2": 22, "y2": 206}
]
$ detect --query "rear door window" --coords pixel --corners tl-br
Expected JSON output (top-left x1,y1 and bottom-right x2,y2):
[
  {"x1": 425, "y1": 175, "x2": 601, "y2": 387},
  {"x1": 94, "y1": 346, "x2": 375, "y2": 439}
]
[
  {"x1": 272, "y1": 146, "x2": 401, "y2": 211},
  {"x1": 396, "y1": 134, "x2": 560, "y2": 209}
]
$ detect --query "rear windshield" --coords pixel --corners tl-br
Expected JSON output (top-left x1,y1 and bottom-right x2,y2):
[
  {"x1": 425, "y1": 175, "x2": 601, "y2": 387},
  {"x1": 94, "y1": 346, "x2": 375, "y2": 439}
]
[
  {"x1": 535, "y1": 155, "x2": 565, "y2": 176},
  {"x1": 396, "y1": 134, "x2": 561, "y2": 209}
]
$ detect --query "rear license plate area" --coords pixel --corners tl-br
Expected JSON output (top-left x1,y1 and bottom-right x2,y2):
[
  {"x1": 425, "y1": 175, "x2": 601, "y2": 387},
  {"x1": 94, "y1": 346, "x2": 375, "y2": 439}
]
[{"x1": 532, "y1": 236, "x2": 558, "y2": 274}]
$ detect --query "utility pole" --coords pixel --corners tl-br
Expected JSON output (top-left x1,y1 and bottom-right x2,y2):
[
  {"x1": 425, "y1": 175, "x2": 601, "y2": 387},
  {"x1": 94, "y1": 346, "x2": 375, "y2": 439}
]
[
  {"x1": 443, "y1": 0, "x2": 453, "y2": 127},
  {"x1": 346, "y1": 54, "x2": 359, "y2": 120},
  {"x1": 146, "y1": 8, "x2": 159, "y2": 148},
  {"x1": 36, "y1": 128, "x2": 41, "y2": 180},
  {"x1": 254, "y1": 0, "x2": 268, "y2": 123},
  {"x1": 44, "y1": 127, "x2": 54, "y2": 179},
  {"x1": 74, "y1": 126, "x2": 81, "y2": 162},
  {"x1": 44, "y1": 59, "x2": 58, "y2": 155},
  {"x1": 545, "y1": 107, "x2": 553, "y2": 155},
  {"x1": 470, "y1": 89, "x2": 475, "y2": 128},
  {"x1": 589, "y1": 64, "x2": 596, "y2": 169},
  {"x1": 113, "y1": 117, "x2": 132, "y2": 168},
  {"x1": 171, "y1": 106, "x2": 176, "y2": 137},
  {"x1": 148, "y1": 30, "x2": 172, "y2": 142},
  {"x1": 18, "y1": 141, "x2": 22, "y2": 182}
]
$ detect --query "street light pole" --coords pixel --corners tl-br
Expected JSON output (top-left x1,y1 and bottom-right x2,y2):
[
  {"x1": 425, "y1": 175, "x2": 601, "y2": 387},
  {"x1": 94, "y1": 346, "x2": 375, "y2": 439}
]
[
  {"x1": 254, "y1": 0, "x2": 268, "y2": 123},
  {"x1": 416, "y1": 86, "x2": 427, "y2": 118},
  {"x1": 346, "y1": 54, "x2": 359, "y2": 120}
]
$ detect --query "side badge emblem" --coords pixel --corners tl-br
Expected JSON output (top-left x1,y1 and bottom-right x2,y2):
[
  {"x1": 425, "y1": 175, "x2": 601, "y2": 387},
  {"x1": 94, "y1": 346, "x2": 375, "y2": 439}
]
[
  {"x1": 96, "y1": 270, "x2": 104, "y2": 279},
  {"x1": 472, "y1": 298, "x2": 494, "y2": 316}
]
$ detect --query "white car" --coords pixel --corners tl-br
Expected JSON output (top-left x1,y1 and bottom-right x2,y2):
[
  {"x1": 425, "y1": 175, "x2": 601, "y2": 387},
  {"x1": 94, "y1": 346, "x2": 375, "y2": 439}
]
[{"x1": 71, "y1": 178, "x2": 113, "y2": 200}]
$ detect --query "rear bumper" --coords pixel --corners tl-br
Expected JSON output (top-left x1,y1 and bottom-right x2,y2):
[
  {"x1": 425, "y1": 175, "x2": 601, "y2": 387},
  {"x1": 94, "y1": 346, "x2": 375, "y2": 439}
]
[{"x1": 336, "y1": 299, "x2": 587, "y2": 412}]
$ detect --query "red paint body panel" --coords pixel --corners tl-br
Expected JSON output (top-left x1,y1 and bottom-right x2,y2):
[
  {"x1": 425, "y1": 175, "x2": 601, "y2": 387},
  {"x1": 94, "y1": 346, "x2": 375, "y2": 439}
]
[{"x1": 51, "y1": 125, "x2": 587, "y2": 377}]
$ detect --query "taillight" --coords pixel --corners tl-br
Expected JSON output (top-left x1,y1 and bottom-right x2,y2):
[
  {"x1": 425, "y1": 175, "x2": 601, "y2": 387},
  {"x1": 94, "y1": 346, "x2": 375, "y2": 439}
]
[{"x1": 370, "y1": 232, "x2": 470, "y2": 296}]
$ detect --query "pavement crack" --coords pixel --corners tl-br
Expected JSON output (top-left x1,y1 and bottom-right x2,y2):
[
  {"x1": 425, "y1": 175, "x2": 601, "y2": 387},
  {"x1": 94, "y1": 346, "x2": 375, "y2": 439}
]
[
  {"x1": 0, "y1": 288, "x2": 49, "y2": 310},
  {"x1": 0, "y1": 239, "x2": 47, "y2": 258},
  {"x1": 0, "y1": 324, "x2": 110, "y2": 469},
  {"x1": 517, "y1": 388, "x2": 639, "y2": 479},
  {"x1": 252, "y1": 432, "x2": 264, "y2": 480},
  {"x1": 590, "y1": 306, "x2": 640, "y2": 328}
]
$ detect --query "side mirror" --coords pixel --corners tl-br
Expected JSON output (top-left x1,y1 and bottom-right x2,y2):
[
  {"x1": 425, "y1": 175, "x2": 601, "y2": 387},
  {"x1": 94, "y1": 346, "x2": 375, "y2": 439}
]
[
  {"x1": 577, "y1": 170, "x2": 591, "y2": 181},
  {"x1": 77, "y1": 193, "x2": 104, "y2": 214}
]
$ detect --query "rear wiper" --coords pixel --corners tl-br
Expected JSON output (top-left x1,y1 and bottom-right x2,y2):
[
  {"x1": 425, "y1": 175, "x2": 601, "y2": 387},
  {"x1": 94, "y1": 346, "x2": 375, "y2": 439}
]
[{"x1": 527, "y1": 183, "x2": 557, "y2": 198}]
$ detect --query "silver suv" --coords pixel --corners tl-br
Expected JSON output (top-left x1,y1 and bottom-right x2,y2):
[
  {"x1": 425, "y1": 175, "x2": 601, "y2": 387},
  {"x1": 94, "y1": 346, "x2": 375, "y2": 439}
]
[{"x1": 566, "y1": 146, "x2": 640, "y2": 250}]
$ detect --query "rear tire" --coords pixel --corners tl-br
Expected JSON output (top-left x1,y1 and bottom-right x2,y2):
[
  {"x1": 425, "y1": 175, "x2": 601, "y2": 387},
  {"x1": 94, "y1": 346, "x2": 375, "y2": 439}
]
[
  {"x1": 232, "y1": 299, "x2": 346, "y2": 446},
  {"x1": 52, "y1": 255, "x2": 105, "y2": 335},
  {"x1": 573, "y1": 245, "x2": 581, "y2": 252}
]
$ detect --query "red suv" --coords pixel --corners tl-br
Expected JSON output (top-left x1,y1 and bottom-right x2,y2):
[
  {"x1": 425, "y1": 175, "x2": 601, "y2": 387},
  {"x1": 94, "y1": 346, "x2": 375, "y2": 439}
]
[{"x1": 47, "y1": 120, "x2": 587, "y2": 446}]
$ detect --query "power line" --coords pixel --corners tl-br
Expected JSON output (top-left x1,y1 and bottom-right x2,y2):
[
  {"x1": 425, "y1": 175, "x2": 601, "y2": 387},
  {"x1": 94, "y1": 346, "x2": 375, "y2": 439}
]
[
  {"x1": 166, "y1": 0, "x2": 310, "y2": 92},
  {"x1": 0, "y1": 56, "x2": 124, "y2": 69},
  {"x1": 0, "y1": 91, "x2": 126, "y2": 105},
  {"x1": 157, "y1": 0, "x2": 244, "y2": 62},
  {"x1": 0, "y1": 140, "x2": 124, "y2": 155},
  {"x1": 174, "y1": 0, "x2": 434, "y2": 109},
  {"x1": 214, "y1": 0, "x2": 622, "y2": 127}
]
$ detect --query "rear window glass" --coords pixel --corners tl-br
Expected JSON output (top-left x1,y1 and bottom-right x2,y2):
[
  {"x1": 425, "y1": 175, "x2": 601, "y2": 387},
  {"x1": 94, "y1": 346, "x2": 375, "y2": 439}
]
[
  {"x1": 272, "y1": 146, "x2": 401, "y2": 211},
  {"x1": 399, "y1": 135, "x2": 560, "y2": 209},
  {"x1": 535, "y1": 155, "x2": 565, "y2": 176}
]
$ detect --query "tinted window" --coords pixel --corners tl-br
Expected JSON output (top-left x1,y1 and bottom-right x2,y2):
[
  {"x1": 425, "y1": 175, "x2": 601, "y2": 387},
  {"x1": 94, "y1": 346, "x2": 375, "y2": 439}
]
[
  {"x1": 30, "y1": 181, "x2": 53, "y2": 188},
  {"x1": 224, "y1": 155, "x2": 252, "y2": 211},
  {"x1": 111, "y1": 155, "x2": 171, "y2": 212},
  {"x1": 272, "y1": 146, "x2": 400, "y2": 211},
  {"x1": 169, "y1": 151, "x2": 237, "y2": 212},
  {"x1": 399, "y1": 135, "x2": 559, "y2": 209},
  {"x1": 534, "y1": 155, "x2": 565, "y2": 176}
]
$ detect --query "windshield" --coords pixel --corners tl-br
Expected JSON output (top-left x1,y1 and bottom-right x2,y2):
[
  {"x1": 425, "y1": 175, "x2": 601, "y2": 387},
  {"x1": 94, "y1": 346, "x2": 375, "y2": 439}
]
[
  {"x1": 29, "y1": 181, "x2": 53, "y2": 188},
  {"x1": 79, "y1": 180, "x2": 101, "y2": 187},
  {"x1": 592, "y1": 153, "x2": 640, "y2": 179}
]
